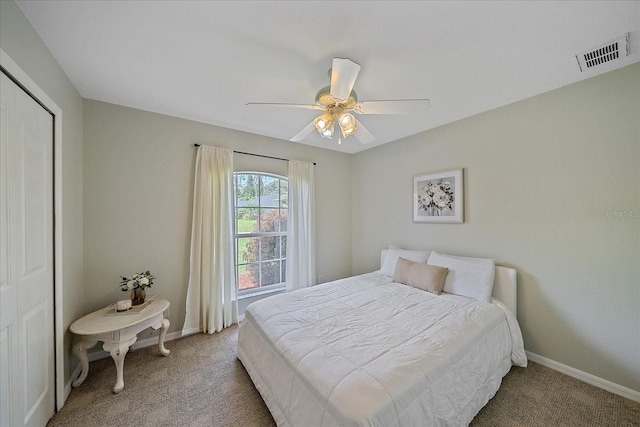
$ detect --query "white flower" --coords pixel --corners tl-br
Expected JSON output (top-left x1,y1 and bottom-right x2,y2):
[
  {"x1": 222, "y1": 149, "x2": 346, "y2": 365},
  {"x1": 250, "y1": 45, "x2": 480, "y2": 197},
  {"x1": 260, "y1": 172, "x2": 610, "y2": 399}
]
[
  {"x1": 119, "y1": 270, "x2": 154, "y2": 292},
  {"x1": 433, "y1": 190, "x2": 451, "y2": 208},
  {"x1": 418, "y1": 194, "x2": 432, "y2": 210}
]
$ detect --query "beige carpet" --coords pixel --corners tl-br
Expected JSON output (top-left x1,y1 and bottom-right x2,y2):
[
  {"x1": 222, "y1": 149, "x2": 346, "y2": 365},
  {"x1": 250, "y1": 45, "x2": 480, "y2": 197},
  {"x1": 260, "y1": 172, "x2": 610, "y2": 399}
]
[{"x1": 49, "y1": 325, "x2": 639, "y2": 427}]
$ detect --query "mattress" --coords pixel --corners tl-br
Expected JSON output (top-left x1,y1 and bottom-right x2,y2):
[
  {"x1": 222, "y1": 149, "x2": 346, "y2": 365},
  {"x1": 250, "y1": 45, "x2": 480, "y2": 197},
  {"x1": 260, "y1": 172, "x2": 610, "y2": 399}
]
[{"x1": 237, "y1": 272, "x2": 526, "y2": 427}]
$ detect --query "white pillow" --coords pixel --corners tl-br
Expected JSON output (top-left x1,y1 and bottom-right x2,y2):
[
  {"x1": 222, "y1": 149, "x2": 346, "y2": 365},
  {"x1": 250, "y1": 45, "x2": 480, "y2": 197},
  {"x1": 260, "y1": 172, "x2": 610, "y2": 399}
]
[
  {"x1": 380, "y1": 247, "x2": 430, "y2": 277},
  {"x1": 427, "y1": 251, "x2": 495, "y2": 302}
]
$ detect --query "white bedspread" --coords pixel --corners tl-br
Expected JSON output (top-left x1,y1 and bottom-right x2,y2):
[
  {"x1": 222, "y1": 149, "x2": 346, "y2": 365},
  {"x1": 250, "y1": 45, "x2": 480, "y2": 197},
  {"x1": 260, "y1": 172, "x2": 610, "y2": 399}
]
[{"x1": 237, "y1": 272, "x2": 527, "y2": 427}]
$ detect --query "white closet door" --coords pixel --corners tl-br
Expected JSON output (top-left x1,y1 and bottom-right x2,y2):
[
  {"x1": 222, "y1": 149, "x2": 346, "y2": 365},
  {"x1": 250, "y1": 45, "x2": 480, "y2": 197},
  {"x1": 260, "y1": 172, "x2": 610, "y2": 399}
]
[{"x1": 1, "y1": 71, "x2": 55, "y2": 426}]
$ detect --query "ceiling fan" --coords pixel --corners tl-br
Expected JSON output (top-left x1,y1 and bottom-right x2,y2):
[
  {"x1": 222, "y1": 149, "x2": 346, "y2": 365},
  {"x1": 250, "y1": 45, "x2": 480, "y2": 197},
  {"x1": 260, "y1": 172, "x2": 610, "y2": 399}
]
[{"x1": 247, "y1": 58, "x2": 431, "y2": 145}]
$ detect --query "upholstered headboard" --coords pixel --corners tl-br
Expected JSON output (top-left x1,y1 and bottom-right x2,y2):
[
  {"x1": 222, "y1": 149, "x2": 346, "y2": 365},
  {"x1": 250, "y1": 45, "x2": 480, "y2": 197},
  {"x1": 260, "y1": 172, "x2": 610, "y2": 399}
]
[{"x1": 380, "y1": 249, "x2": 517, "y2": 315}]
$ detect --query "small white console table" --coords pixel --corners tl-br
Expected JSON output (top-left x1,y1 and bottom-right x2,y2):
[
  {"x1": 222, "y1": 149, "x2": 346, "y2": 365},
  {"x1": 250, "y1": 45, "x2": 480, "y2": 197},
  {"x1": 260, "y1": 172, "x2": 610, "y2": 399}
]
[{"x1": 70, "y1": 298, "x2": 170, "y2": 393}]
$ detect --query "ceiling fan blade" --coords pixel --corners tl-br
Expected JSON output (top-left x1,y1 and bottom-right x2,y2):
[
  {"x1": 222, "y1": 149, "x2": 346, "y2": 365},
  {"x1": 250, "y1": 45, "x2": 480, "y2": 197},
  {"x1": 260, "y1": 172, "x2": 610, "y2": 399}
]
[
  {"x1": 354, "y1": 99, "x2": 431, "y2": 115},
  {"x1": 246, "y1": 102, "x2": 325, "y2": 111},
  {"x1": 290, "y1": 121, "x2": 316, "y2": 142},
  {"x1": 330, "y1": 58, "x2": 361, "y2": 102},
  {"x1": 354, "y1": 118, "x2": 375, "y2": 144}
]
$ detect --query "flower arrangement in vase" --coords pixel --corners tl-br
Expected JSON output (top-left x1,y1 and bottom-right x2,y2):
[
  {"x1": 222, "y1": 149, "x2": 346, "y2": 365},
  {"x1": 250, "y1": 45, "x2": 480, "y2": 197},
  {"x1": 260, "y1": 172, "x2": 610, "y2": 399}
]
[
  {"x1": 417, "y1": 179, "x2": 454, "y2": 216},
  {"x1": 120, "y1": 271, "x2": 155, "y2": 306}
]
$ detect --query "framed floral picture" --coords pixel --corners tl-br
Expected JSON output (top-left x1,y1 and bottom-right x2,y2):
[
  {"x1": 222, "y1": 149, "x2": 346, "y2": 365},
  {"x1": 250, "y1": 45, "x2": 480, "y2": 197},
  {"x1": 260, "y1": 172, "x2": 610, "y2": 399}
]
[{"x1": 413, "y1": 169, "x2": 463, "y2": 223}]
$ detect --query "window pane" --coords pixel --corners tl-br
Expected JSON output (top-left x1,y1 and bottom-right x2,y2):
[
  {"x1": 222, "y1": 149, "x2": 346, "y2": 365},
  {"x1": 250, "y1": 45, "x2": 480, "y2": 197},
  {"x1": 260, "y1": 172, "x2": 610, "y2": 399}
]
[
  {"x1": 280, "y1": 180, "x2": 288, "y2": 208},
  {"x1": 260, "y1": 175, "x2": 279, "y2": 208},
  {"x1": 281, "y1": 259, "x2": 286, "y2": 283},
  {"x1": 260, "y1": 236, "x2": 279, "y2": 260},
  {"x1": 261, "y1": 261, "x2": 280, "y2": 286},
  {"x1": 279, "y1": 208, "x2": 288, "y2": 232},
  {"x1": 259, "y1": 208, "x2": 278, "y2": 232},
  {"x1": 238, "y1": 263, "x2": 259, "y2": 291},
  {"x1": 238, "y1": 236, "x2": 259, "y2": 264},
  {"x1": 280, "y1": 236, "x2": 287, "y2": 258},
  {"x1": 236, "y1": 174, "x2": 260, "y2": 207},
  {"x1": 237, "y1": 208, "x2": 258, "y2": 233}
]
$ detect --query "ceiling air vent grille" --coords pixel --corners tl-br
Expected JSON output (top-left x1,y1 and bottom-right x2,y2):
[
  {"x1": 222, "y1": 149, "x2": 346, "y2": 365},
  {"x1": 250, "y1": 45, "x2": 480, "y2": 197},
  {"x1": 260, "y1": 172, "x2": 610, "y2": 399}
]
[{"x1": 576, "y1": 34, "x2": 629, "y2": 72}]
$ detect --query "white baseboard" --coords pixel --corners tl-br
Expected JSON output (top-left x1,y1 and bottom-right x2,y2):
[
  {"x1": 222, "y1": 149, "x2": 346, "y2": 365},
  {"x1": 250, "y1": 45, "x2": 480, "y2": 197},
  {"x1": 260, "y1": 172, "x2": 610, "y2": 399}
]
[
  {"x1": 526, "y1": 351, "x2": 640, "y2": 403},
  {"x1": 180, "y1": 327, "x2": 202, "y2": 337},
  {"x1": 63, "y1": 362, "x2": 83, "y2": 404}
]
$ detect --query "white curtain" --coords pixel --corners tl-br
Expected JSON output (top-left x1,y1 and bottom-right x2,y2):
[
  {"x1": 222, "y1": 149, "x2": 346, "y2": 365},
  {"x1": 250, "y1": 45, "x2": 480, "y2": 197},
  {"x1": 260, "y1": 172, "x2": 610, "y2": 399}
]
[
  {"x1": 286, "y1": 160, "x2": 316, "y2": 292},
  {"x1": 183, "y1": 146, "x2": 238, "y2": 335}
]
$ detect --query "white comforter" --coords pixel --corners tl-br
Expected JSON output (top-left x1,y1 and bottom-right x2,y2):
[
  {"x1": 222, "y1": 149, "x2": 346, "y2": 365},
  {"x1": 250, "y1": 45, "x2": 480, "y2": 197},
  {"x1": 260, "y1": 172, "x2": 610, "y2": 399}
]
[{"x1": 237, "y1": 272, "x2": 527, "y2": 427}]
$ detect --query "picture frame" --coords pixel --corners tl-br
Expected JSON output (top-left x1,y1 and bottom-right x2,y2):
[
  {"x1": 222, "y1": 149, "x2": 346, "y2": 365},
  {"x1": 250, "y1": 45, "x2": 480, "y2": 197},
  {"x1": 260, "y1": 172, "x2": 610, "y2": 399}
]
[{"x1": 413, "y1": 169, "x2": 463, "y2": 223}]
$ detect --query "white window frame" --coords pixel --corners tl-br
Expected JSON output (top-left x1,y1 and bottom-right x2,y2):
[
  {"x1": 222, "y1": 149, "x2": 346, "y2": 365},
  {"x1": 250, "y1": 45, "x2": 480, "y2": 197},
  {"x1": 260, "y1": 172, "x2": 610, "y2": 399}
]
[{"x1": 234, "y1": 172, "x2": 287, "y2": 296}]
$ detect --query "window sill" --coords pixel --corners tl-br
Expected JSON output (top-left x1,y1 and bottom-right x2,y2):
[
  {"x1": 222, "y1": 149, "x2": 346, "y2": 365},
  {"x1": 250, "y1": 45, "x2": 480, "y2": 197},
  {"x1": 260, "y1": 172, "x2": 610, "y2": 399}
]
[{"x1": 238, "y1": 286, "x2": 285, "y2": 300}]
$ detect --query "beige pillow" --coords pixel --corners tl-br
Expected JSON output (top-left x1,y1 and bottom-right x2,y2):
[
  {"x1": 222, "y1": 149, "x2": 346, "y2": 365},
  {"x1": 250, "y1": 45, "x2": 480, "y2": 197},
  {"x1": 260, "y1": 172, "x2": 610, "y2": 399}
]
[{"x1": 393, "y1": 257, "x2": 449, "y2": 295}]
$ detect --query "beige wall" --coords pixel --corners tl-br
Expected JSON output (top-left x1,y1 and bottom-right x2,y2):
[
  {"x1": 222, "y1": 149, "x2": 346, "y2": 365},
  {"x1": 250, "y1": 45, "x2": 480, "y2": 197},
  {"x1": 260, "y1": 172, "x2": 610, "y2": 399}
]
[
  {"x1": 82, "y1": 100, "x2": 352, "y2": 338},
  {"x1": 0, "y1": 1, "x2": 85, "y2": 389},
  {"x1": 351, "y1": 63, "x2": 640, "y2": 392}
]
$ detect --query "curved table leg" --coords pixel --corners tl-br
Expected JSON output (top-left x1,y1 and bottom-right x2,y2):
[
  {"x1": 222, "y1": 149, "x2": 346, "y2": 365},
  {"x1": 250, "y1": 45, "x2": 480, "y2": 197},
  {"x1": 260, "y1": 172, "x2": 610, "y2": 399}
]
[
  {"x1": 72, "y1": 340, "x2": 98, "y2": 387},
  {"x1": 103, "y1": 337, "x2": 137, "y2": 393},
  {"x1": 151, "y1": 318, "x2": 171, "y2": 356}
]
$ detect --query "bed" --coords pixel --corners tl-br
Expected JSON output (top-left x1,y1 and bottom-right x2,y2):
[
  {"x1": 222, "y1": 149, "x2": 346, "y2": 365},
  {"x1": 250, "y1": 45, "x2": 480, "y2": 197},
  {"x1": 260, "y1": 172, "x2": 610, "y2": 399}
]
[{"x1": 237, "y1": 248, "x2": 527, "y2": 426}]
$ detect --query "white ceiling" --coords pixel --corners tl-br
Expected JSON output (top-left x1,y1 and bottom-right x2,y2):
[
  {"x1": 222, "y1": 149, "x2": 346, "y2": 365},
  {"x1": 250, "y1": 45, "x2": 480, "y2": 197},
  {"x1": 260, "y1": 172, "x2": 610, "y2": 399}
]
[{"x1": 16, "y1": 1, "x2": 640, "y2": 154}]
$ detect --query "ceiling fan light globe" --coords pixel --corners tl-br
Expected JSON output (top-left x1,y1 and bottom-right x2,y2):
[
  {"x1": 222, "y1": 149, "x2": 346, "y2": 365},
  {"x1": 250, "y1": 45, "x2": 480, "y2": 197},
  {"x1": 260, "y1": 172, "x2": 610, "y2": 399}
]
[
  {"x1": 313, "y1": 113, "x2": 334, "y2": 135},
  {"x1": 340, "y1": 125, "x2": 357, "y2": 138},
  {"x1": 321, "y1": 127, "x2": 334, "y2": 139},
  {"x1": 339, "y1": 113, "x2": 355, "y2": 127},
  {"x1": 338, "y1": 113, "x2": 356, "y2": 138}
]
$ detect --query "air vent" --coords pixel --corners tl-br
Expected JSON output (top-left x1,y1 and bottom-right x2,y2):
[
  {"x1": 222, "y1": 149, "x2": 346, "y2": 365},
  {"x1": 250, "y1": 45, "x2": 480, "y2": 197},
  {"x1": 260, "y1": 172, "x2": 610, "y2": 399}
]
[{"x1": 576, "y1": 34, "x2": 629, "y2": 72}]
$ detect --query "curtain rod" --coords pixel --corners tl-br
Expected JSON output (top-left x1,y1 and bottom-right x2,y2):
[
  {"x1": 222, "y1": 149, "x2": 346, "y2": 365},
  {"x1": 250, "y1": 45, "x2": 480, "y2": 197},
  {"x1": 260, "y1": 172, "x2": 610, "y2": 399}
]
[{"x1": 193, "y1": 143, "x2": 316, "y2": 165}]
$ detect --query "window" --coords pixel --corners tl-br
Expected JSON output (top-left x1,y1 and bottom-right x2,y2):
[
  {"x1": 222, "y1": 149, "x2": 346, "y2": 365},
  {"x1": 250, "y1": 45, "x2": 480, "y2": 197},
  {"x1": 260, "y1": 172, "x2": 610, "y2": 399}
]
[{"x1": 234, "y1": 172, "x2": 288, "y2": 295}]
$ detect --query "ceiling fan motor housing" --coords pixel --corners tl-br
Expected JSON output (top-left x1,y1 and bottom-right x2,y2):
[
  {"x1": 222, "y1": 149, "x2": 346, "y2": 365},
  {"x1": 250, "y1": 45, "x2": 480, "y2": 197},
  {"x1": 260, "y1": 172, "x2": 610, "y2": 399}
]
[{"x1": 315, "y1": 85, "x2": 358, "y2": 110}]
